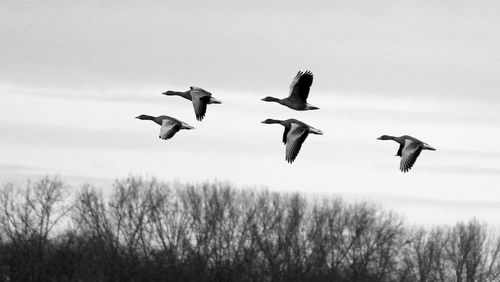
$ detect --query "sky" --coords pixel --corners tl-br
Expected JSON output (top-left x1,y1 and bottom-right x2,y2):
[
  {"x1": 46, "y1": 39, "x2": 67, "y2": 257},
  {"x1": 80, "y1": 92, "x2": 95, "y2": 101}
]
[{"x1": 1, "y1": 0, "x2": 500, "y2": 225}]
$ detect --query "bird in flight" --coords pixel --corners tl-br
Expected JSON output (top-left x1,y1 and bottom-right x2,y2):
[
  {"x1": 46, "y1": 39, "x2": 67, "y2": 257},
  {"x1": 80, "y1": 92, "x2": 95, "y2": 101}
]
[
  {"x1": 162, "y1": 87, "x2": 221, "y2": 121},
  {"x1": 262, "y1": 118, "x2": 323, "y2": 163},
  {"x1": 377, "y1": 135, "x2": 436, "y2": 172},
  {"x1": 261, "y1": 70, "x2": 318, "y2": 111},
  {"x1": 136, "y1": 115, "x2": 194, "y2": 140}
]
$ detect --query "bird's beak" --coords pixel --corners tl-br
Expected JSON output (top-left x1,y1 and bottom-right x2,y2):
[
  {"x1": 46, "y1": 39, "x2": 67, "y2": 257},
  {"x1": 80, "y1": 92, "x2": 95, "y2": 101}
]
[
  {"x1": 377, "y1": 137, "x2": 382, "y2": 140},
  {"x1": 135, "y1": 116, "x2": 140, "y2": 119},
  {"x1": 161, "y1": 92, "x2": 167, "y2": 95}
]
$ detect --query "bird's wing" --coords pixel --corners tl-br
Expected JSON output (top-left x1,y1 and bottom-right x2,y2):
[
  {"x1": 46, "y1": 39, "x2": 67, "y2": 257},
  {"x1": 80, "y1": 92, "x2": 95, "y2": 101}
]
[
  {"x1": 159, "y1": 119, "x2": 181, "y2": 140},
  {"x1": 282, "y1": 125, "x2": 291, "y2": 144},
  {"x1": 289, "y1": 71, "x2": 303, "y2": 95},
  {"x1": 285, "y1": 123, "x2": 309, "y2": 163},
  {"x1": 190, "y1": 87, "x2": 211, "y2": 96},
  {"x1": 400, "y1": 140, "x2": 423, "y2": 172},
  {"x1": 396, "y1": 143, "x2": 404, "y2": 157},
  {"x1": 289, "y1": 70, "x2": 313, "y2": 103},
  {"x1": 190, "y1": 90, "x2": 210, "y2": 121}
]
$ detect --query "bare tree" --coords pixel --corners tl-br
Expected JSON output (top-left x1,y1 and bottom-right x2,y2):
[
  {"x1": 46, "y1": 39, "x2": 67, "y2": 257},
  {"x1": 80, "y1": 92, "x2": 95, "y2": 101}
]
[
  {"x1": 446, "y1": 219, "x2": 500, "y2": 282},
  {"x1": 0, "y1": 177, "x2": 71, "y2": 281},
  {"x1": 401, "y1": 227, "x2": 448, "y2": 282},
  {"x1": 1, "y1": 176, "x2": 500, "y2": 282}
]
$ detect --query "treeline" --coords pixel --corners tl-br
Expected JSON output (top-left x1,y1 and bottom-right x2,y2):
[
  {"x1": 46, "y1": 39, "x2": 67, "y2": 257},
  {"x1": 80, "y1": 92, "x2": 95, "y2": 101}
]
[{"x1": 0, "y1": 177, "x2": 499, "y2": 282}]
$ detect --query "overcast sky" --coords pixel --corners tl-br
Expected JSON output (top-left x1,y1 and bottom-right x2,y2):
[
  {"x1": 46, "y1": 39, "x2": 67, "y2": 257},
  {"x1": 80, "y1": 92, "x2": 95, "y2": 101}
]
[{"x1": 1, "y1": 0, "x2": 500, "y2": 225}]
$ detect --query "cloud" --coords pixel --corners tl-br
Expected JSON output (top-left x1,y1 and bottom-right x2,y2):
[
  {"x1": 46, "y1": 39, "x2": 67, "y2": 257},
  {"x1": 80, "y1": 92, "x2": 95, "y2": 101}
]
[
  {"x1": 338, "y1": 192, "x2": 500, "y2": 225},
  {"x1": 0, "y1": 163, "x2": 41, "y2": 173},
  {"x1": 0, "y1": 121, "x2": 144, "y2": 150},
  {"x1": 2, "y1": 1, "x2": 500, "y2": 225},
  {"x1": 2, "y1": 1, "x2": 500, "y2": 100},
  {"x1": 424, "y1": 165, "x2": 500, "y2": 176}
]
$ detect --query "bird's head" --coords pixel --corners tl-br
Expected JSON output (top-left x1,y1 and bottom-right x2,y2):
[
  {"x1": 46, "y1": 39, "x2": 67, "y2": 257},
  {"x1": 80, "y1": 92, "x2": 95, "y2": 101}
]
[
  {"x1": 261, "y1": 96, "x2": 279, "y2": 102},
  {"x1": 261, "y1": 119, "x2": 282, "y2": 124},
  {"x1": 135, "y1": 115, "x2": 152, "y2": 120},
  {"x1": 377, "y1": 135, "x2": 392, "y2": 140}
]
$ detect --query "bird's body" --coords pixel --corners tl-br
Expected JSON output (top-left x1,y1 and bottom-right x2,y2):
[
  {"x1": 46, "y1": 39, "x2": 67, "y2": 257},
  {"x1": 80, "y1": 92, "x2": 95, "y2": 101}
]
[
  {"x1": 262, "y1": 70, "x2": 318, "y2": 111},
  {"x1": 377, "y1": 135, "x2": 436, "y2": 172},
  {"x1": 162, "y1": 87, "x2": 221, "y2": 121},
  {"x1": 136, "y1": 115, "x2": 194, "y2": 140},
  {"x1": 262, "y1": 118, "x2": 323, "y2": 163}
]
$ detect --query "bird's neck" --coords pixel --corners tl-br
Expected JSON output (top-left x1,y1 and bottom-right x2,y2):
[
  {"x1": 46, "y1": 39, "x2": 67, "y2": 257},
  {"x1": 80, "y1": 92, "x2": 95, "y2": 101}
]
[
  {"x1": 391, "y1": 136, "x2": 405, "y2": 144},
  {"x1": 167, "y1": 91, "x2": 191, "y2": 100},
  {"x1": 266, "y1": 119, "x2": 283, "y2": 124},
  {"x1": 380, "y1": 135, "x2": 404, "y2": 144},
  {"x1": 140, "y1": 115, "x2": 155, "y2": 121},
  {"x1": 267, "y1": 97, "x2": 282, "y2": 103}
]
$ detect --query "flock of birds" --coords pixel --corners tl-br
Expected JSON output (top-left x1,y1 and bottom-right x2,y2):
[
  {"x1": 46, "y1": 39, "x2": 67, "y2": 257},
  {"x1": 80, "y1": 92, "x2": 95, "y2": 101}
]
[{"x1": 136, "y1": 70, "x2": 436, "y2": 172}]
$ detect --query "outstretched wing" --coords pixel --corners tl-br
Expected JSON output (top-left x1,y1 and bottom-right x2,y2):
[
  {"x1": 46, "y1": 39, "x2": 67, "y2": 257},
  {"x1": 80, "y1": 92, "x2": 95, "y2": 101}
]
[
  {"x1": 190, "y1": 90, "x2": 211, "y2": 121},
  {"x1": 396, "y1": 143, "x2": 404, "y2": 157},
  {"x1": 285, "y1": 123, "x2": 309, "y2": 163},
  {"x1": 400, "y1": 140, "x2": 423, "y2": 172},
  {"x1": 282, "y1": 125, "x2": 291, "y2": 144},
  {"x1": 159, "y1": 119, "x2": 181, "y2": 140},
  {"x1": 289, "y1": 71, "x2": 303, "y2": 95},
  {"x1": 289, "y1": 70, "x2": 313, "y2": 103}
]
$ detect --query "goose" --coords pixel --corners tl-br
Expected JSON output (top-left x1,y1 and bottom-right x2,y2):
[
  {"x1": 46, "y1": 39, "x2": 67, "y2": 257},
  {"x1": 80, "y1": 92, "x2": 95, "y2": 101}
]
[
  {"x1": 377, "y1": 135, "x2": 436, "y2": 172},
  {"x1": 261, "y1": 70, "x2": 318, "y2": 111},
  {"x1": 262, "y1": 118, "x2": 323, "y2": 163},
  {"x1": 136, "y1": 115, "x2": 194, "y2": 140},
  {"x1": 162, "y1": 87, "x2": 221, "y2": 121}
]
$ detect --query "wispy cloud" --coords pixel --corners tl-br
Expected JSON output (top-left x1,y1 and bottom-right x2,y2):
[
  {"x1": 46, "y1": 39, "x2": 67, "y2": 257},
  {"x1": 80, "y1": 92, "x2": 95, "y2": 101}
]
[
  {"x1": 2, "y1": 1, "x2": 500, "y2": 225},
  {"x1": 2, "y1": 1, "x2": 500, "y2": 99},
  {"x1": 0, "y1": 163, "x2": 41, "y2": 173},
  {"x1": 423, "y1": 165, "x2": 500, "y2": 176}
]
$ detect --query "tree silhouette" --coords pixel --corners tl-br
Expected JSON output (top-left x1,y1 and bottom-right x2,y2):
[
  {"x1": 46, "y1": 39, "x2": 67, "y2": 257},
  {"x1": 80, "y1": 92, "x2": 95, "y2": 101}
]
[{"x1": 0, "y1": 176, "x2": 499, "y2": 282}]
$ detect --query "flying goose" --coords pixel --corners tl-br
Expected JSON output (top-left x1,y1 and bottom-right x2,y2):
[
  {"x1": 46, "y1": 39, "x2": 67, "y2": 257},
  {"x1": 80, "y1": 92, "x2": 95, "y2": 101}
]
[
  {"x1": 162, "y1": 87, "x2": 221, "y2": 121},
  {"x1": 262, "y1": 118, "x2": 323, "y2": 163},
  {"x1": 377, "y1": 135, "x2": 436, "y2": 172},
  {"x1": 136, "y1": 115, "x2": 194, "y2": 140},
  {"x1": 261, "y1": 70, "x2": 318, "y2": 111}
]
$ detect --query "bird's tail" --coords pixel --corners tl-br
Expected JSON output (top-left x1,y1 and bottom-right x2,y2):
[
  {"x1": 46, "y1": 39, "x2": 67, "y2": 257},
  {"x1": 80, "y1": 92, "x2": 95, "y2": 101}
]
[
  {"x1": 309, "y1": 127, "x2": 323, "y2": 135},
  {"x1": 181, "y1": 123, "x2": 195, "y2": 130},
  {"x1": 162, "y1": 91, "x2": 183, "y2": 96},
  {"x1": 423, "y1": 143, "x2": 436, "y2": 151},
  {"x1": 209, "y1": 97, "x2": 222, "y2": 104}
]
